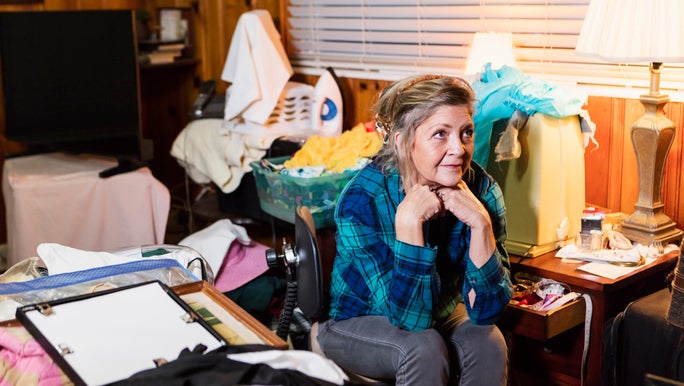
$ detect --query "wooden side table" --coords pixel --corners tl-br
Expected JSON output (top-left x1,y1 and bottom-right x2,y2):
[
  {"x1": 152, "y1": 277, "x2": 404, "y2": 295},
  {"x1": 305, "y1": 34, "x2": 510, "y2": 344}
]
[{"x1": 503, "y1": 249, "x2": 678, "y2": 386}]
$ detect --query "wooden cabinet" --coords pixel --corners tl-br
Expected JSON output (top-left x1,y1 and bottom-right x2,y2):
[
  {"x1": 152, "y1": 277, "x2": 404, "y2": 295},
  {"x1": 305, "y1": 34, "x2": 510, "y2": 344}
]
[{"x1": 139, "y1": 58, "x2": 200, "y2": 190}]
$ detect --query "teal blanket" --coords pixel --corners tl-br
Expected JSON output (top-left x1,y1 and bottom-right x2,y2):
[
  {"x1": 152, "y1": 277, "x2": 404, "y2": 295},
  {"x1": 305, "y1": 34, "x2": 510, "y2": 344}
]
[{"x1": 472, "y1": 64, "x2": 588, "y2": 167}]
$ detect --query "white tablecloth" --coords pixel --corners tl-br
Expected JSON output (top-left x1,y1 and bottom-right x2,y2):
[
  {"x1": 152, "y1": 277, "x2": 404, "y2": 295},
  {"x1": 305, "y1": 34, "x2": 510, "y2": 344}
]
[{"x1": 2, "y1": 153, "x2": 170, "y2": 266}]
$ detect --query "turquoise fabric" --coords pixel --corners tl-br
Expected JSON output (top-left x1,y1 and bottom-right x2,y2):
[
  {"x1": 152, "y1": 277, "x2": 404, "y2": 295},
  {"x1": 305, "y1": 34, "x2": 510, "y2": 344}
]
[{"x1": 472, "y1": 64, "x2": 587, "y2": 167}]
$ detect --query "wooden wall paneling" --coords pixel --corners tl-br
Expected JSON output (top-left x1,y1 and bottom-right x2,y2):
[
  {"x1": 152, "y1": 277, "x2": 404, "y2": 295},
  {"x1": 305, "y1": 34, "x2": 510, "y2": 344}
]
[
  {"x1": 349, "y1": 79, "x2": 391, "y2": 125},
  {"x1": 0, "y1": 3, "x2": 43, "y2": 11},
  {"x1": 584, "y1": 96, "x2": 613, "y2": 208},
  {"x1": 193, "y1": 0, "x2": 220, "y2": 87},
  {"x1": 674, "y1": 102, "x2": 684, "y2": 227},
  {"x1": 338, "y1": 77, "x2": 361, "y2": 128},
  {"x1": 43, "y1": 0, "x2": 143, "y2": 10},
  {"x1": 194, "y1": 0, "x2": 243, "y2": 91},
  {"x1": 152, "y1": 0, "x2": 190, "y2": 7},
  {"x1": 663, "y1": 101, "x2": 684, "y2": 226},
  {"x1": 606, "y1": 97, "x2": 627, "y2": 212},
  {"x1": 278, "y1": 0, "x2": 286, "y2": 47}
]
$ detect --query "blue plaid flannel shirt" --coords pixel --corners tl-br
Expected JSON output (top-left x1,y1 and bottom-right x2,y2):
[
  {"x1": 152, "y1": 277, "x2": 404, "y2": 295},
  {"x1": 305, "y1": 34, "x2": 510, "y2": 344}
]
[{"x1": 328, "y1": 161, "x2": 512, "y2": 331}]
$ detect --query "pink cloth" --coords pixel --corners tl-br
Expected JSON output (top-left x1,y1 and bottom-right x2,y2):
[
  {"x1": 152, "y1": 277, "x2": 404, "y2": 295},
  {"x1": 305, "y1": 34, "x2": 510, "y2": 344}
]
[
  {"x1": 2, "y1": 153, "x2": 170, "y2": 266},
  {"x1": 0, "y1": 326, "x2": 67, "y2": 386},
  {"x1": 214, "y1": 240, "x2": 270, "y2": 292}
]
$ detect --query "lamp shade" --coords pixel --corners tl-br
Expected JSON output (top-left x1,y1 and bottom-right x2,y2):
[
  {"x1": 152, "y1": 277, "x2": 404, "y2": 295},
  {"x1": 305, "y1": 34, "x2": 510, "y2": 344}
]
[
  {"x1": 464, "y1": 32, "x2": 516, "y2": 75},
  {"x1": 575, "y1": 0, "x2": 684, "y2": 63}
]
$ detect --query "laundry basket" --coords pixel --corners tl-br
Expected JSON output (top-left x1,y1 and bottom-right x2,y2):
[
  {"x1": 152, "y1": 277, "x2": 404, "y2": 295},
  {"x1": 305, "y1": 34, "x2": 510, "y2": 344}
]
[{"x1": 250, "y1": 156, "x2": 358, "y2": 228}]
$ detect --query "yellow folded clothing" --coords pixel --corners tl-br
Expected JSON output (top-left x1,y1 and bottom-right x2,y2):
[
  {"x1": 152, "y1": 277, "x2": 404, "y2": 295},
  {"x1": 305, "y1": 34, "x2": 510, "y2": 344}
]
[{"x1": 284, "y1": 123, "x2": 381, "y2": 173}]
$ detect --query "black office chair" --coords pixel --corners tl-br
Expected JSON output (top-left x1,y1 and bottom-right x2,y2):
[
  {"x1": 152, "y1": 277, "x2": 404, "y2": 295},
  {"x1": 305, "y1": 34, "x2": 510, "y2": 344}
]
[
  {"x1": 265, "y1": 206, "x2": 325, "y2": 341},
  {"x1": 265, "y1": 206, "x2": 391, "y2": 385}
]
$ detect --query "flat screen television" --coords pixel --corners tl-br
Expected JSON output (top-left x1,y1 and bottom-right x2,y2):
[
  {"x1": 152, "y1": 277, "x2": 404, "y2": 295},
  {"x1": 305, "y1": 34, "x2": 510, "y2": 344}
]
[{"x1": 0, "y1": 9, "x2": 151, "y2": 176}]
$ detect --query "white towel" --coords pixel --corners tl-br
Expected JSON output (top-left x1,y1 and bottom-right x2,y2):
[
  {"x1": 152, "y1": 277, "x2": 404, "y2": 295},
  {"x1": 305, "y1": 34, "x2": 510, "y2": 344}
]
[
  {"x1": 221, "y1": 10, "x2": 292, "y2": 125},
  {"x1": 170, "y1": 119, "x2": 279, "y2": 193},
  {"x1": 178, "y1": 219, "x2": 253, "y2": 275},
  {"x1": 36, "y1": 243, "x2": 200, "y2": 277}
]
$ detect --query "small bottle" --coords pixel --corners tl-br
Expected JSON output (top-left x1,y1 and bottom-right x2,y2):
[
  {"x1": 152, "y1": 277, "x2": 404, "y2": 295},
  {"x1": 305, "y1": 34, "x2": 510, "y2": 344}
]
[{"x1": 590, "y1": 230, "x2": 603, "y2": 251}]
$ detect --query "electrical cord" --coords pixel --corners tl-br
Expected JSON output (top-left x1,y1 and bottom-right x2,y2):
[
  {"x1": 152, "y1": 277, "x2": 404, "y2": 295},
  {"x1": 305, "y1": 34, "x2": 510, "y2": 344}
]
[
  {"x1": 580, "y1": 294, "x2": 593, "y2": 386},
  {"x1": 187, "y1": 257, "x2": 208, "y2": 282},
  {"x1": 276, "y1": 268, "x2": 298, "y2": 341},
  {"x1": 514, "y1": 235, "x2": 576, "y2": 263}
]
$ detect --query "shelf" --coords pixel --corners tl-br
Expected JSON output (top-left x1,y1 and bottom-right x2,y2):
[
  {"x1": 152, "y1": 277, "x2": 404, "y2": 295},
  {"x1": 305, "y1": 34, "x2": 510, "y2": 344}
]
[
  {"x1": 139, "y1": 58, "x2": 200, "y2": 71},
  {"x1": 138, "y1": 38, "x2": 185, "y2": 48}
]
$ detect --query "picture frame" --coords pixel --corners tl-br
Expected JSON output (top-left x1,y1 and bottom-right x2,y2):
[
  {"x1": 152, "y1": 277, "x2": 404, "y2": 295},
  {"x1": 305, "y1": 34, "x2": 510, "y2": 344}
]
[
  {"x1": 16, "y1": 281, "x2": 227, "y2": 386},
  {"x1": 173, "y1": 281, "x2": 288, "y2": 350}
]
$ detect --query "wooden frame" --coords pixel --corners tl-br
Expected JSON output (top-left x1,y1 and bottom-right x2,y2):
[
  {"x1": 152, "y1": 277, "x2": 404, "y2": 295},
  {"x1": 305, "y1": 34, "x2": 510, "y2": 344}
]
[
  {"x1": 173, "y1": 281, "x2": 288, "y2": 350},
  {"x1": 2, "y1": 281, "x2": 287, "y2": 350}
]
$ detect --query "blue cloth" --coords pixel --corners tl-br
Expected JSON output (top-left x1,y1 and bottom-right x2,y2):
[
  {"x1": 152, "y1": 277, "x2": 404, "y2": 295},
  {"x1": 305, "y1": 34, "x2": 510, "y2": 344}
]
[
  {"x1": 329, "y1": 161, "x2": 512, "y2": 331},
  {"x1": 472, "y1": 64, "x2": 588, "y2": 167},
  {"x1": 0, "y1": 259, "x2": 191, "y2": 295}
]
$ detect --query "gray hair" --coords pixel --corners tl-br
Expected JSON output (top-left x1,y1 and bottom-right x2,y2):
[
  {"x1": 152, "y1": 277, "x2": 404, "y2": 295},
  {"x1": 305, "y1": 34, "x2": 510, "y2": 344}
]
[{"x1": 372, "y1": 74, "x2": 476, "y2": 189}]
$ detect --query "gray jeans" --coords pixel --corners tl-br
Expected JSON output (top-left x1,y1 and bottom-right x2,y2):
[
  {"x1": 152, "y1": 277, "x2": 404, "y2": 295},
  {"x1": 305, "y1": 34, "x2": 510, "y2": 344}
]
[{"x1": 316, "y1": 304, "x2": 507, "y2": 386}]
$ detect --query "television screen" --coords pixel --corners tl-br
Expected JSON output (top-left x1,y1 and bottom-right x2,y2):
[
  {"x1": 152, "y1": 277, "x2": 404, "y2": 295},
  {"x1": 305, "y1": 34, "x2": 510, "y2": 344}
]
[{"x1": 0, "y1": 10, "x2": 149, "y2": 165}]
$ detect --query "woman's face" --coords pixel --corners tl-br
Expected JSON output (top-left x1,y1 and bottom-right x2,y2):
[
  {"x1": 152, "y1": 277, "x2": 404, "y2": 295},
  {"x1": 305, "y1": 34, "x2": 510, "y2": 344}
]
[{"x1": 409, "y1": 104, "x2": 474, "y2": 188}]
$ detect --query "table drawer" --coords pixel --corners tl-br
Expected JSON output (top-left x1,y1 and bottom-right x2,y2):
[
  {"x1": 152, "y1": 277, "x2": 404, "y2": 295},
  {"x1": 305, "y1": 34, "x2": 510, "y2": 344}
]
[{"x1": 498, "y1": 296, "x2": 586, "y2": 341}]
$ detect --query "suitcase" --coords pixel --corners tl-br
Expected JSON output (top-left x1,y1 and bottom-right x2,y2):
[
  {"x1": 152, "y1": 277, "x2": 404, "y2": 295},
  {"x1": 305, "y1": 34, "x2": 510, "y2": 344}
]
[{"x1": 603, "y1": 288, "x2": 684, "y2": 386}]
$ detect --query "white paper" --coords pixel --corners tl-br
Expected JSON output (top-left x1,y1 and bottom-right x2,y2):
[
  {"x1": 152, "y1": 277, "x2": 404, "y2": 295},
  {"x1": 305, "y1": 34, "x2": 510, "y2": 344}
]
[
  {"x1": 555, "y1": 244, "x2": 641, "y2": 263},
  {"x1": 576, "y1": 257, "x2": 657, "y2": 280}
]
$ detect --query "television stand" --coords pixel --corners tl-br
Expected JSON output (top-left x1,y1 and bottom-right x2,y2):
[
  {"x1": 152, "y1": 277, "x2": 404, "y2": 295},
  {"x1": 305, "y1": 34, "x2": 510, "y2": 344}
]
[{"x1": 99, "y1": 159, "x2": 147, "y2": 178}]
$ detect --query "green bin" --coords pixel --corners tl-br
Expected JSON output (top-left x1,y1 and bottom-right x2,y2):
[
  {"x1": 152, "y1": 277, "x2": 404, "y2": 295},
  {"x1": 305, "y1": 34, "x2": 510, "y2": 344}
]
[{"x1": 249, "y1": 156, "x2": 359, "y2": 228}]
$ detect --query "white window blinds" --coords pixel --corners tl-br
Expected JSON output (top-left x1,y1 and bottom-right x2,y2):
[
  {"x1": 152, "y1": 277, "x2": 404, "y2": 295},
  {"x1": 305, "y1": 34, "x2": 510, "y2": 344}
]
[{"x1": 285, "y1": 0, "x2": 684, "y2": 97}]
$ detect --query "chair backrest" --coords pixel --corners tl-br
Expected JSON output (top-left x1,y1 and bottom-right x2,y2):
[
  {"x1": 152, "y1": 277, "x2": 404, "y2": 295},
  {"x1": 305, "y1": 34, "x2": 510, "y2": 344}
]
[
  {"x1": 297, "y1": 207, "x2": 390, "y2": 385},
  {"x1": 297, "y1": 206, "x2": 316, "y2": 238},
  {"x1": 294, "y1": 206, "x2": 325, "y2": 320}
]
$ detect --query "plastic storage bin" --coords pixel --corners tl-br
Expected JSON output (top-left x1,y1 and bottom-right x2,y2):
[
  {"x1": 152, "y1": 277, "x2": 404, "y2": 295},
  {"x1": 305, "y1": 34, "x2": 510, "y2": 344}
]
[{"x1": 250, "y1": 156, "x2": 359, "y2": 228}]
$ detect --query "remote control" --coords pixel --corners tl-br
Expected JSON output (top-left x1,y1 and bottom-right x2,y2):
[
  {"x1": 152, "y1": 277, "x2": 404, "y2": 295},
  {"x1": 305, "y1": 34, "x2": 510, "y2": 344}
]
[{"x1": 192, "y1": 80, "x2": 217, "y2": 118}]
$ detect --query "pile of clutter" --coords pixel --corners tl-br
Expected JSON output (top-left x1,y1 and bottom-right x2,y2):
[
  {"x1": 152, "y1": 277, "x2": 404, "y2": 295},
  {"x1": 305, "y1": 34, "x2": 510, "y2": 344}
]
[{"x1": 510, "y1": 273, "x2": 580, "y2": 312}]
